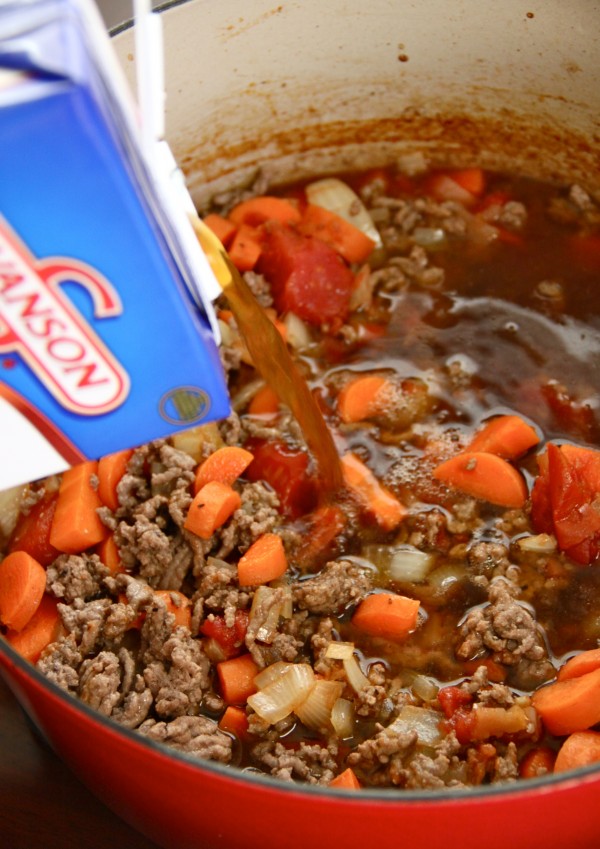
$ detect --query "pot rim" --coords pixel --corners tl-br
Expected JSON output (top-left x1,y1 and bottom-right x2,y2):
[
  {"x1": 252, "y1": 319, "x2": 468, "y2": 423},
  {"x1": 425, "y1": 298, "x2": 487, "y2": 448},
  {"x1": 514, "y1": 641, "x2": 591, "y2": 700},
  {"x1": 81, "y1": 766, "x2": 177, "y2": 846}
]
[{"x1": 2, "y1": 636, "x2": 598, "y2": 804}]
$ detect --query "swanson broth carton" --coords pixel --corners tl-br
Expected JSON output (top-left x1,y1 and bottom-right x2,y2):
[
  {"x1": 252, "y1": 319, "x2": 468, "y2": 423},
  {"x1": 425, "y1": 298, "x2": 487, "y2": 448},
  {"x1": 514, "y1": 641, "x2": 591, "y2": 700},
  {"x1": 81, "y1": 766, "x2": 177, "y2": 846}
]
[{"x1": 0, "y1": 0, "x2": 230, "y2": 490}]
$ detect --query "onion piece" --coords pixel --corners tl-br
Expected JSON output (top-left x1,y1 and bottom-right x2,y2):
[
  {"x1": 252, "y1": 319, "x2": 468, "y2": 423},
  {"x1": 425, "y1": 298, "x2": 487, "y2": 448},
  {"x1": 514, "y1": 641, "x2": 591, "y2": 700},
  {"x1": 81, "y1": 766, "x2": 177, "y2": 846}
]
[
  {"x1": 387, "y1": 705, "x2": 444, "y2": 747},
  {"x1": 412, "y1": 227, "x2": 447, "y2": 250},
  {"x1": 0, "y1": 484, "x2": 24, "y2": 539},
  {"x1": 294, "y1": 679, "x2": 344, "y2": 732},
  {"x1": 253, "y1": 661, "x2": 294, "y2": 690},
  {"x1": 343, "y1": 654, "x2": 370, "y2": 693},
  {"x1": 248, "y1": 663, "x2": 315, "y2": 724},
  {"x1": 331, "y1": 697, "x2": 355, "y2": 739},
  {"x1": 305, "y1": 177, "x2": 382, "y2": 248},
  {"x1": 325, "y1": 641, "x2": 356, "y2": 660},
  {"x1": 171, "y1": 423, "x2": 223, "y2": 461},
  {"x1": 283, "y1": 312, "x2": 312, "y2": 350},
  {"x1": 403, "y1": 671, "x2": 439, "y2": 702},
  {"x1": 517, "y1": 533, "x2": 557, "y2": 553},
  {"x1": 362, "y1": 544, "x2": 436, "y2": 583}
]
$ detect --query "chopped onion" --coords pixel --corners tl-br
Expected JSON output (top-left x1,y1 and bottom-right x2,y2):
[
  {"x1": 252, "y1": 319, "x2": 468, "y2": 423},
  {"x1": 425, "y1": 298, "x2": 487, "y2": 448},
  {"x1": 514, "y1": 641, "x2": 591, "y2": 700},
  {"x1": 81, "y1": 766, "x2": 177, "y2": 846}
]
[
  {"x1": 305, "y1": 177, "x2": 382, "y2": 248},
  {"x1": 388, "y1": 705, "x2": 444, "y2": 747},
  {"x1": 230, "y1": 378, "x2": 267, "y2": 412},
  {"x1": 389, "y1": 547, "x2": 436, "y2": 583},
  {"x1": 403, "y1": 671, "x2": 439, "y2": 702},
  {"x1": 331, "y1": 697, "x2": 355, "y2": 739},
  {"x1": 426, "y1": 563, "x2": 467, "y2": 596},
  {"x1": 253, "y1": 661, "x2": 294, "y2": 690},
  {"x1": 171, "y1": 423, "x2": 223, "y2": 461},
  {"x1": 362, "y1": 544, "x2": 436, "y2": 583},
  {"x1": 283, "y1": 312, "x2": 312, "y2": 349},
  {"x1": 343, "y1": 654, "x2": 370, "y2": 693},
  {"x1": 517, "y1": 533, "x2": 557, "y2": 553},
  {"x1": 294, "y1": 679, "x2": 344, "y2": 732},
  {"x1": 0, "y1": 484, "x2": 24, "y2": 539},
  {"x1": 412, "y1": 227, "x2": 447, "y2": 250},
  {"x1": 248, "y1": 663, "x2": 315, "y2": 723},
  {"x1": 325, "y1": 641, "x2": 356, "y2": 660},
  {"x1": 218, "y1": 318, "x2": 234, "y2": 347}
]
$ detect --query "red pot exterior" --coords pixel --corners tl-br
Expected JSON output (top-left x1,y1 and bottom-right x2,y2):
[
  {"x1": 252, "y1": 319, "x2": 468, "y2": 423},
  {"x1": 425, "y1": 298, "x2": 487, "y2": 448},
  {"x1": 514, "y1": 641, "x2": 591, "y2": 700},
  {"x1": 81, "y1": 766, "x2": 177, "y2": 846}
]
[{"x1": 2, "y1": 644, "x2": 600, "y2": 849}]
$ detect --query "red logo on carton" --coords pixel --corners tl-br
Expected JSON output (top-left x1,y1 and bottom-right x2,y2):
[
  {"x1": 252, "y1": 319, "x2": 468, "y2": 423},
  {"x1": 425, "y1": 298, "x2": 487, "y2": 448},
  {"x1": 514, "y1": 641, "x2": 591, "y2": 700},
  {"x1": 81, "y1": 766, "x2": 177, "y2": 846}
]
[{"x1": 0, "y1": 218, "x2": 129, "y2": 415}]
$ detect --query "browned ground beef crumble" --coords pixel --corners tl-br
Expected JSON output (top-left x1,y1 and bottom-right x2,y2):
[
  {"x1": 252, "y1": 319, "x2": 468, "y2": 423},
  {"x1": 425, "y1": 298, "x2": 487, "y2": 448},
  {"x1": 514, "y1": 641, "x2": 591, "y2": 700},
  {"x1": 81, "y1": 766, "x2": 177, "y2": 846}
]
[{"x1": 3, "y1": 159, "x2": 600, "y2": 790}]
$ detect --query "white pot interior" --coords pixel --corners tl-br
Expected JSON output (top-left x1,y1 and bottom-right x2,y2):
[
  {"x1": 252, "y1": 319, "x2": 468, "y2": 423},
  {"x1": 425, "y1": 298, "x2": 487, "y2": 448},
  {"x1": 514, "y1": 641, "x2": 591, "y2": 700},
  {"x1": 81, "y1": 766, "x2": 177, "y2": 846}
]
[{"x1": 112, "y1": 0, "x2": 600, "y2": 204}]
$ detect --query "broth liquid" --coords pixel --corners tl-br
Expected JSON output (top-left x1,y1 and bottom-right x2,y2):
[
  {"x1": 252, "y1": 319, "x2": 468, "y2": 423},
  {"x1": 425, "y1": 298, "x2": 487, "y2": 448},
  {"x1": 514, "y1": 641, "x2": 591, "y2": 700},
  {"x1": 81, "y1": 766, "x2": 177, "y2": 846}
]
[{"x1": 192, "y1": 215, "x2": 343, "y2": 492}]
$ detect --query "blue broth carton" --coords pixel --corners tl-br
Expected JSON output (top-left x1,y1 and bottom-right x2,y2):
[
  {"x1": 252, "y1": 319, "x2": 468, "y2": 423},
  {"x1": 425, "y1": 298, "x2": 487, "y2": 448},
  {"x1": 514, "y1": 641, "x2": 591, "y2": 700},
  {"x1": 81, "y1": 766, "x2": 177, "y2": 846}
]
[{"x1": 0, "y1": 0, "x2": 230, "y2": 489}]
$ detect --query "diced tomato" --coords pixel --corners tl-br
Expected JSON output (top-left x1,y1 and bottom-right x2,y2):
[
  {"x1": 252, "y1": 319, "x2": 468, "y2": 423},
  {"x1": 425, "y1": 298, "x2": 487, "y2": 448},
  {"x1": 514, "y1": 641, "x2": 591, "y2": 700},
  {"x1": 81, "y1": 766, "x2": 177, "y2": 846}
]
[
  {"x1": 8, "y1": 492, "x2": 60, "y2": 566},
  {"x1": 438, "y1": 685, "x2": 473, "y2": 719},
  {"x1": 443, "y1": 705, "x2": 476, "y2": 745},
  {"x1": 531, "y1": 442, "x2": 600, "y2": 565},
  {"x1": 244, "y1": 438, "x2": 319, "y2": 519},
  {"x1": 257, "y1": 223, "x2": 355, "y2": 326},
  {"x1": 200, "y1": 610, "x2": 249, "y2": 659}
]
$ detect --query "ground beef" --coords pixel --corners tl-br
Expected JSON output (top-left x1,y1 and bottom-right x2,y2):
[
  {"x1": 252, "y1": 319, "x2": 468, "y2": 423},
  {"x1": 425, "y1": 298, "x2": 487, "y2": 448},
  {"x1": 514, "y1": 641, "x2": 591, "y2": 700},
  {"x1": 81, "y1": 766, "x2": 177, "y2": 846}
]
[
  {"x1": 347, "y1": 722, "x2": 417, "y2": 785},
  {"x1": 292, "y1": 559, "x2": 372, "y2": 616},
  {"x1": 193, "y1": 557, "x2": 252, "y2": 625},
  {"x1": 37, "y1": 634, "x2": 82, "y2": 693},
  {"x1": 456, "y1": 579, "x2": 555, "y2": 689},
  {"x1": 78, "y1": 650, "x2": 124, "y2": 715},
  {"x1": 214, "y1": 482, "x2": 281, "y2": 558},
  {"x1": 46, "y1": 553, "x2": 109, "y2": 603},
  {"x1": 250, "y1": 739, "x2": 338, "y2": 784},
  {"x1": 56, "y1": 598, "x2": 114, "y2": 656},
  {"x1": 139, "y1": 715, "x2": 233, "y2": 763},
  {"x1": 141, "y1": 605, "x2": 212, "y2": 718}
]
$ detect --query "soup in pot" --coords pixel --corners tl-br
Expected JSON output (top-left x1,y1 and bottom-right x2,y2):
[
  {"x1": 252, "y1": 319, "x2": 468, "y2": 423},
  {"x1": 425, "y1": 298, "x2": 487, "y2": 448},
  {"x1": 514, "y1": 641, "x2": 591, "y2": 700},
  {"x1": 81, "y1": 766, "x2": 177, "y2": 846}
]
[{"x1": 2, "y1": 155, "x2": 600, "y2": 789}]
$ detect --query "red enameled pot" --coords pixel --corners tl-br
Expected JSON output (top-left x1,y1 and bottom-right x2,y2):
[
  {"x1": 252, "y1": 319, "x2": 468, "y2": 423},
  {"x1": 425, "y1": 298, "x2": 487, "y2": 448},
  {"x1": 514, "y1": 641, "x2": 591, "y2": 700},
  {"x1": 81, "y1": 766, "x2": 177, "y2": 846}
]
[{"x1": 2, "y1": 1, "x2": 600, "y2": 846}]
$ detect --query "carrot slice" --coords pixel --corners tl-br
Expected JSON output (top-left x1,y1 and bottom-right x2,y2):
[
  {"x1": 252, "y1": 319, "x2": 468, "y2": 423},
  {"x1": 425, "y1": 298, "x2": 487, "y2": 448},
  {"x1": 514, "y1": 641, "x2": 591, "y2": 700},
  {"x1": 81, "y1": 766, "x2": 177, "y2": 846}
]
[
  {"x1": 218, "y1": 705, "x2": 251, "y2": 740},
  {"x1": 237, "y1": 533, "x2": 288, "y2": 587},
  {"x1": 49, "y1": 461, "x2": 108, "y2": 553},
  {"x1": 97, "y1": 448, "x2": 133, "y2": 512},
  {"x1": 228, "y1": 224, "x2": 263, "y2": 271},
  {"x1": 154, "y1": 590, "x2": 192, "y2": 630},
  {"x1": 298, "y1": 203, "x2": 375, "y2": 264},
  {"x1": 203, "y1": 213, "x2": 237, "y2": 248},
  {"x1": 217, "y1": 653, "x2": 260, "y2": 705},
  {"x1": 557, "y1": 648, "x2": 600, "y2": 682},
  {"x1": 341, "y1": 452, "x2": 407, "y2": 531},
  {"x1": 450, "y1": 168, "x2": 486, "y2": 196},
  {"x1": 433, "y1": 451, "x2": 528, "y2": 508},
  {"x1": 0, "y1": 550, "x2": 47, "y2": 632},
  {"x1": 96, "y1": 534, "x2": 123, "y2": 575},
  {"x1": 337, "y1": 375, "x2": 391, "y2": 423},
  {"x1": 329, "y1": 767, "x2": 361, "y2": 789},
  {"x1": 194, "y1": 446, "x2": 255, "y2": 492},
  {"x1": 5, "y1": 594, "x2": 61, "y2": 662},
  {"x1": 184, "y1": 481, "x2": 242, "y2": 540},
  {"x1": 532, "y1": 667, "x2": 600, "y2": 735},
  {"x1": 519, "y1": 746, "x2": 556, "y2": 779},
  {"x1": 248, "y1": 385, "x2": 280, "y2": 417},
  {"x1": 554, "y1": 731, "x2": 600, "y2": 773},
  {"x1": 228, "y1": 196, "x2": 301, "y2": 227},
  {"x1": 467, "y1": 415, "x2": 539, "y2": 459},
  {"x1": 352, "y1": 592, "x2": 420, "y2": 642}
]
